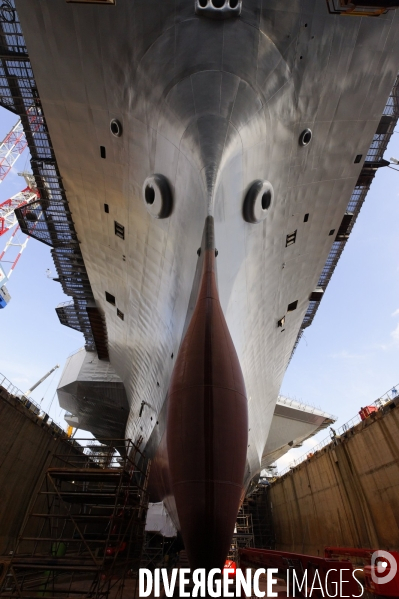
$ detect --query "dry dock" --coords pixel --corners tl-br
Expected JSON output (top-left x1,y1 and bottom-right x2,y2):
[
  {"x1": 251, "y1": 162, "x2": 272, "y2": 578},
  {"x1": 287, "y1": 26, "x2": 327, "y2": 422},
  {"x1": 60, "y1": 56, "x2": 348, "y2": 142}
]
[{"x1": 268, "y1": 395, "x2": 399, "y2": 555}]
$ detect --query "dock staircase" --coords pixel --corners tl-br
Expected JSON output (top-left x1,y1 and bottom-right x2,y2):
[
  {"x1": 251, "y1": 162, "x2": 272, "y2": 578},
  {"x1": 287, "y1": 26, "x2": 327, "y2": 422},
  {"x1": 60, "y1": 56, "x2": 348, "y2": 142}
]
[{"x1": 0, "y1": 438, "x2": 150, "y2": 599}]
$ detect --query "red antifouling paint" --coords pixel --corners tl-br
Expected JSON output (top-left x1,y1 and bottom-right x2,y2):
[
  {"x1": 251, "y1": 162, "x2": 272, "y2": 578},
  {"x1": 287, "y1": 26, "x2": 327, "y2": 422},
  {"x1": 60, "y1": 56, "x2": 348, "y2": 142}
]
[{"x1": 167, "y1": 216, "x2": 248, "y2": 570}]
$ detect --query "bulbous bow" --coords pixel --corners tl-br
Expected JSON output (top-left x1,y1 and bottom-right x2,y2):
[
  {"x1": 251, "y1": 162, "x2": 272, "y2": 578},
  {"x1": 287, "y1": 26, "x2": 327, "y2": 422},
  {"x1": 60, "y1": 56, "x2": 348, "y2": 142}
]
[{"x1": 167, "y1": 216, "x2": 248, "y2": 570}]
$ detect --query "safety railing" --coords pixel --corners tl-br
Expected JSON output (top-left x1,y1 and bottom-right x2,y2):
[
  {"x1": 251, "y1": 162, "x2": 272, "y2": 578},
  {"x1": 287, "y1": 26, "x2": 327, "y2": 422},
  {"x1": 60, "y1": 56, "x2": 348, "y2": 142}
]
[{"x1": 0, "y1": 371, "x2": 65, "y2": 435}]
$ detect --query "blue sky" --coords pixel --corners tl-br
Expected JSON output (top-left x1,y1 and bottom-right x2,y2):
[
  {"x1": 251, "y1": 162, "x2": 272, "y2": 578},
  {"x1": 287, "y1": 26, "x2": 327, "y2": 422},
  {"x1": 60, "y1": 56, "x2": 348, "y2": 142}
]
[
  {"x1": 0, "y1": 107, "x2": 83, "y2": 426},
  {"x1": 0, "y1": 105, "x2": 398, "y2": 462}
]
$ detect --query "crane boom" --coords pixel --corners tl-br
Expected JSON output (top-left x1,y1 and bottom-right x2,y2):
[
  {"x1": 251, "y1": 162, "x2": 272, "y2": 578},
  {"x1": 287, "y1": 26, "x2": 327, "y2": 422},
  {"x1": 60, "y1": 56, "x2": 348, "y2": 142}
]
[
  {"x1": 0, "y1": 187, "x2": 37, "y2": 236},
  {"x1": 0, "y1": 119, "x2": 27, "y2": 182},
  {"x1": 0, "y1": 112, "x2": 42, "y2": 183},
  {"x1": 24, "y1": 364, "x2": 60, "y2": 397}
]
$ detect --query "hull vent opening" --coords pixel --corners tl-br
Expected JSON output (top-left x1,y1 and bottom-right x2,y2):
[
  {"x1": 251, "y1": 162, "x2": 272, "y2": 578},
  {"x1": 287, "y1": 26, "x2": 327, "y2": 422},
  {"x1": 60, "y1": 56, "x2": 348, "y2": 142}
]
[
  {"x1": 309, "y1": 288, "x2": 324, "y2": 302},
  {"x1": 114, "y1": 221, "x2": 125, "y2": 240},
  {"x1": 286, "y1": 230, "x2": 297, "y2": 247},
  {"x1": 195, "y1": 0, "x2": 242, "y2": 19},
  {"x1": 105, "y1": 291, "x2": 115, "y2": 305}
]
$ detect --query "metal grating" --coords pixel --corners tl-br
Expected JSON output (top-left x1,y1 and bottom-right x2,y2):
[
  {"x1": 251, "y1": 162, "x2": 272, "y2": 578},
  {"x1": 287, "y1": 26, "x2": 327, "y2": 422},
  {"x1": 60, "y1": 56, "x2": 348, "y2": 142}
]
[
  {"x1": 56, "y1": 301, "x2": 96, "y2": 351},
  {"x1": 0, "y1": 1, "x2": 98, "y2": 354},
  {"x1": 291, "y1": 73, "x2": 399, "y2": 358}
]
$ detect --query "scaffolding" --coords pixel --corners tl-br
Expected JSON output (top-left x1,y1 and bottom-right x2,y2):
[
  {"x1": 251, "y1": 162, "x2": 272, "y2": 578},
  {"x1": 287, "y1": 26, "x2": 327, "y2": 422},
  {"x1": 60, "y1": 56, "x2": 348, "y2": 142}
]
[
  {"x1": 246, "y1": 486, "x2": 275, "y2": 551},
  {"x1": 0, "y1": 438, "x2": 150, "y2": 599},
  {"x1": 228, "y1": 500, "x2": 254, "y2": 562}
]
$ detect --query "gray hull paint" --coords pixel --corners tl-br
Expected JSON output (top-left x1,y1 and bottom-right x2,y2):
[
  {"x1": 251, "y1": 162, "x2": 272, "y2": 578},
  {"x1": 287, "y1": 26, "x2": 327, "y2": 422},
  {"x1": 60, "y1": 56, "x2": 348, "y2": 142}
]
[{"x1": 15, "y1": 0, "x2": 399, "y2": 485}]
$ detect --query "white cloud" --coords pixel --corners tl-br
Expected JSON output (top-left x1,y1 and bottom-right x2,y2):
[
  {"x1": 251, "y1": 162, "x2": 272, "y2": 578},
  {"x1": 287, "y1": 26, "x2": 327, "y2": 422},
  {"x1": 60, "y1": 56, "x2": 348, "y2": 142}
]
[
  {"x1": 392, "y1": 308, "x2": 399, "y2": 317},
  {"x1": 391, "y1": 323, "x2": 399, "y2": 343}
]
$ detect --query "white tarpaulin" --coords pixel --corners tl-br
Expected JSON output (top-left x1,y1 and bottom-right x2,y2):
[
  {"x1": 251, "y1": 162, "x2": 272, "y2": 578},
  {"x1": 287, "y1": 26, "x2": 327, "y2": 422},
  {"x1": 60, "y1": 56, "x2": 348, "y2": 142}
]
[{"x1": 145, "y1": 502, "x2": 177, "y2": 537}]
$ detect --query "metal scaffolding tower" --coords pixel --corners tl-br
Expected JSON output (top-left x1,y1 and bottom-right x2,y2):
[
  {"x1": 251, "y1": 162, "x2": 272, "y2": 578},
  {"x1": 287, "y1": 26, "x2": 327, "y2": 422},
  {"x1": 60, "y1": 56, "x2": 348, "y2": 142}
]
[
  {"x1": 246, "y1": 486, "x2": 275, "y2": 550},
  {"x1": 0, "y1": 438, "x2": 150, "y2": 599},
  {"x1": 228, "y1": 500, "x2": 254, "y2": 562}
]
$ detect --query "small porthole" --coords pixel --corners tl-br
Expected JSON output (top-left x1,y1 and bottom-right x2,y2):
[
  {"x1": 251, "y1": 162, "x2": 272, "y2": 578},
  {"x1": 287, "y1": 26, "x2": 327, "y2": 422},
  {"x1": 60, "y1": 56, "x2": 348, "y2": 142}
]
[
  {"x1": 212, "y1": 0, "x2": 225, "y2": 6},
  {"x1": 287, "y1": 300, "x2": 298, "y2": 312},
  {"x1": 110, "y1": 119, "x2": 122, "y2": 137},
  {"x1": 230, "y1": 0, "x2": 238, "y2": 7},
  {"x1": 171, "y1": 353, "x2": 174, "y2": 359},
  {"x1": 329, "y1": 229, "x2": 335, "y2": 236},
  {"x1": 304, "y1": 213, "x2": 309, "y2": 222},
  {"x1": 299, "y1": 129, "x2": 312, "y2": 147},
  {"x1": 199, "y1": 0, "x2": 207, "y2": 5},
  {"x1": 145, "y1": 186, "x2": 155, "y2": 205},
  {"x1": 104, "y1": 203, "x2": 109, "y2": 214},
  {"x1": 105, "y1": 291, "x2": 115, "y2": 305},
  {"x1": 100, "y1": 146, "x2": 106, "y2": 159},
  {"x1": 117, "y1": 309, "x2": 124, "y2": 321},
  {"x1": 354, "y1": 154, "x2": 363, "y2": 164}
]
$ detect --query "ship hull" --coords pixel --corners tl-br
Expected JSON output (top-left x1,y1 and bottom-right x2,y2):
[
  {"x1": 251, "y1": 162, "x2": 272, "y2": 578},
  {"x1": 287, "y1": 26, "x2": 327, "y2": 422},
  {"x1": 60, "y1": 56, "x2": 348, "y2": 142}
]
[{"x1": 14, "y1": 0, "x2": 399, "y2": 563}]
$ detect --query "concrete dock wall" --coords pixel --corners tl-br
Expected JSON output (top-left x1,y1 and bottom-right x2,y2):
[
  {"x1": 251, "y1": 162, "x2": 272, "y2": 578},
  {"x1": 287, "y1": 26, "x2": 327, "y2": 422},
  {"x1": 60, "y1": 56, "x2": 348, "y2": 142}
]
[
  {"x1": 0, "y1": 386, "x2": 75, "y2": 555},
  {"x1": 269, "y1": 399, "x2": 399, "y2": 555}
]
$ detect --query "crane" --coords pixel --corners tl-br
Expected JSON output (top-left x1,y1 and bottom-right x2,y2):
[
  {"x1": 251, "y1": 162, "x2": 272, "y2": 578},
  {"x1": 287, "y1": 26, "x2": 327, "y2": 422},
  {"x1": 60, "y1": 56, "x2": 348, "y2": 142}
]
[
  {"x1": 0, "y1": 109, "x2": 41, "y2": 308},
  {"x1": 0, "y1": 119, "x2": 29, "y2": 183},
  {"x1": 0, "y1": 187, "x2": 37, "y2": 236},
  {"x1": 0, "y1": 182, "x2": 39, "y2": 308},
  {"x1": 24, "y1": 364, "x2": 60, "y2": 398},
  {"x1": 0, "y1": 111, "x2": 42, "y2": 183}
]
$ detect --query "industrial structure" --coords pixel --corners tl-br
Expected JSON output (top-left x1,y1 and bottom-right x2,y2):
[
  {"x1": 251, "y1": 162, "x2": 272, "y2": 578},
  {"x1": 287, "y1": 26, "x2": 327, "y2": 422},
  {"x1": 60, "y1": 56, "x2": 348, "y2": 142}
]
[
  {"x1": 0, "y1": 114, "x2": 40, "y2": 307},
  {"x1": 0, "y1": 0, "x2": 399, "y2": 589}
]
